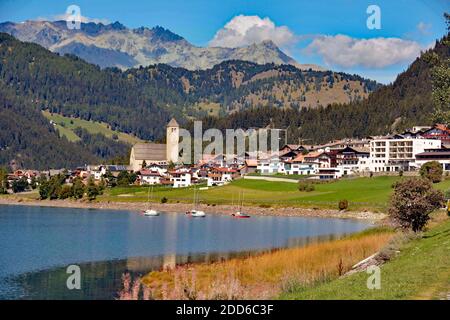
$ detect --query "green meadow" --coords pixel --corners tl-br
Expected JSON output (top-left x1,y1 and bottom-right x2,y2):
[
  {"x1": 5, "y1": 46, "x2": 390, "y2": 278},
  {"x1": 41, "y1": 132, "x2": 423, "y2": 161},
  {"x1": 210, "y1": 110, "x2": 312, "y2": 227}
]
[
  {"x1": 100, "y1": 176, "x2": 450, "y2": 211},
  {"x1": 42, "y1": 110, "x2": 143, "y2": 144},
  {"x1": 281, "y1": 214, "x2": 450, "y2": 300}
]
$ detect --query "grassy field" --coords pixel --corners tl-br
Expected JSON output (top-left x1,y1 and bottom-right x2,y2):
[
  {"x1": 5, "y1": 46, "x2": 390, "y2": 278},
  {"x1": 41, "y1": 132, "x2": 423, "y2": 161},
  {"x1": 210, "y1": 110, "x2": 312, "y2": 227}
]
[
  {"x1": 194, "y1": 102, "x2": 221, "y2": 117},
  {"x1": 247, "y1": 173, "x2": 307, "y2": 180},
  {"x1": 100, "y1": 176, "x2": 450, "y2": 211},
  {"x1": 42, "y1": 110, "x2": 142, "y2": 144},
  {"x1": 281, "y1": 213, "x2": 450, "y2": 300},
  {"x1": 142, "y1": 227, "x2": 394, "y2": 299}
]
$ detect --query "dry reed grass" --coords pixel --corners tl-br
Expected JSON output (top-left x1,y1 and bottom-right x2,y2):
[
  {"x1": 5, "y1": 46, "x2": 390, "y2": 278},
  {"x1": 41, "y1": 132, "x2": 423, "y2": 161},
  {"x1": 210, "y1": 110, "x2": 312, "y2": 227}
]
[{"x1": 138, "y1": 229, "x2": 394, "y2": 299}]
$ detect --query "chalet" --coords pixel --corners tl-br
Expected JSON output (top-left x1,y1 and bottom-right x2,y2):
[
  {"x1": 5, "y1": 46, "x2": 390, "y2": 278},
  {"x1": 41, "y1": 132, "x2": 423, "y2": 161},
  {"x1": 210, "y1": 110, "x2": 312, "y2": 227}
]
[
  {"x1": 279, "y1": 144, "x2": 311, "y2": 154},
  {"x1": 306, "y1": 151, "x2": 338, "y2": 169},
  {"x1": 207, "y1": 167, "x2": 238, "y2": 187},
  {"x1": 279, "y1": 149, "x2": 299, "y2": 162},
  {"x1": 138, "y1": 170, "x2": 163, "y2": 185},
  {"x1": 335, "y1": 147, "x2": 370, "y2": 174},
  {"x1": 417, "y1": 124, "x2": 450, "y2": 143},
  {"x1": 257, "y1": 153, "x2": 281, "y2": 174},
  {"x1": 169, "y1": 170, "x2": 192, "y2": 188},
  {"x1": 283, "y1": 154, "x2": 318, "y2": 175},
  {"x1": 145, "y1": 163, "x2": 167, "y2": 176}
]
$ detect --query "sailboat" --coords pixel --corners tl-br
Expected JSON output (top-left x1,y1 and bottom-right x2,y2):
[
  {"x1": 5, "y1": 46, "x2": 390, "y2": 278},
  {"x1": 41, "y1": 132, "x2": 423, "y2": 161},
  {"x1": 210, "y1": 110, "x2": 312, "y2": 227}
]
[
  {"x1": 143, "y1": 185, "x2": 159, "y2": 216},
  {"x1": 186, "y1": 185, "x2": 205, "y2": 217},
  {"x1": 232, "y1": 191, "x2": 250, "y2": 218}
]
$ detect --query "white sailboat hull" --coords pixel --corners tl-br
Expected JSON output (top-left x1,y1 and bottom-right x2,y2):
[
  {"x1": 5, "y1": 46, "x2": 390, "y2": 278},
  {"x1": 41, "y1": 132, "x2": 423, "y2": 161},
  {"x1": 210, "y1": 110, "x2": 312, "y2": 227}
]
[
  {"x1": 186, "y1": 210, "x2": 206, "y2": 217},
  {"x1": 144, "y1": 209, "x2": 160, "y2": 216}
]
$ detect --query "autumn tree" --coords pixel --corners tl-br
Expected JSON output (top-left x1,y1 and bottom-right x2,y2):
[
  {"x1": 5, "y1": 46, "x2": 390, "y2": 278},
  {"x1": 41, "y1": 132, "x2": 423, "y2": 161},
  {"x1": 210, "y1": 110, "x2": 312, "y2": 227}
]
[{"x1": 389, "y1": 178, "x2": 444, "y2": 232}]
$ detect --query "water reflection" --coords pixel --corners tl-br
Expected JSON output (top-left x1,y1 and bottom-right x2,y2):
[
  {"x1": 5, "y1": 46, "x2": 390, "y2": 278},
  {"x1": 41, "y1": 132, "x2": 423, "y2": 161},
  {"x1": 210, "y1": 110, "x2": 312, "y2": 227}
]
[
  {"x1": 0, "y1": 205, "x2": 372, "y2": 300},
  {"x1": 8, "y1": 233, "x2": 345, "y2": 300}
]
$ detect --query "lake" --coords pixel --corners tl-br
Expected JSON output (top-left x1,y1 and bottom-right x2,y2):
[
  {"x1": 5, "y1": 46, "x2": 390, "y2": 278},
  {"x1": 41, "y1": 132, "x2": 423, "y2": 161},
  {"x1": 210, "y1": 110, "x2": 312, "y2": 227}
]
[{"x1": 0, "y1": 205, "x2": 373, "y2": 299}]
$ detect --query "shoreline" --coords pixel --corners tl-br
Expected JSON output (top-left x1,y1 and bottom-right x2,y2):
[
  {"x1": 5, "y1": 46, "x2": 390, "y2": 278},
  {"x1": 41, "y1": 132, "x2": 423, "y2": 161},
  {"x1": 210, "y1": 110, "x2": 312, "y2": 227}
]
[{"x1": 0, "y1": 196, "x2": 386, "y2": 220}]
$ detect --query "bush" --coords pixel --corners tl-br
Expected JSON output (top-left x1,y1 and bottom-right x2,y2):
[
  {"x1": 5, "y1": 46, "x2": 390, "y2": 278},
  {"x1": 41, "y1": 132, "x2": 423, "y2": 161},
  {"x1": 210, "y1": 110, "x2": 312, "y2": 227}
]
[
  {"x1": 12, "y1": 177, "x2": 28, "y2": 193},
  {"x1": 161, "y1": 197, "x2": 168, "y2": 203},
  {"x1": 298, "y1": 181, "x2": 315, "y2": 192},
  {"x1": 389, "y1": 178, "x2": 444, "y2": 232},
  {"x1": 86, "y1": 177, "x2": 100, "y2": 201},
  {"x1": 419, "y1": 161, "x2": 443, "y2": 183},
  {"x1": 59, "y1": 185, "x2": 73, "y2": 199},
  {"x1": 0, "y1": 168, "x2": 8, "y2": 194},
  {"x1": 72, "y1": 177, "x2": 85, "y2": 199},
  {"x1": 338, "y1": 199, "x2": 349, "y2": 211}
]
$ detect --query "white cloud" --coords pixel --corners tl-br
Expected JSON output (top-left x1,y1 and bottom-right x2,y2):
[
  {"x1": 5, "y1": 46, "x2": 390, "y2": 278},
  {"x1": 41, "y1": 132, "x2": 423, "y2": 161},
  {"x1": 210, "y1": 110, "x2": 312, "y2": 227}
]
[
  {"x1": 209, "y1": 15, "x2": 296, "y2": 48},
  {"x1": 305, "y1": 34, "x2": 423, "y2": 68}
]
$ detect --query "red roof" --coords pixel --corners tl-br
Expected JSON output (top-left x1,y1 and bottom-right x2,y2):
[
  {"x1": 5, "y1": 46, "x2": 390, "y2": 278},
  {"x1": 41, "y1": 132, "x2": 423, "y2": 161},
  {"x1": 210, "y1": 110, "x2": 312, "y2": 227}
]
[
  {"x1": 211, "y1": 167, "x2": 237, "y2": 173},
  {"x1": 139, "y1": 170, "x2": 161, "y2": 176}
]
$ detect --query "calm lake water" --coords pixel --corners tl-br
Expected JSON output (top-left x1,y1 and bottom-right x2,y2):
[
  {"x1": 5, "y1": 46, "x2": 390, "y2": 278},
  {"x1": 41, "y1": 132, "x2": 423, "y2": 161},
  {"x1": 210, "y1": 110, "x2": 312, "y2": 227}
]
[{"x1": 0, "y1": 205, "x2": 372, "y2": 300}]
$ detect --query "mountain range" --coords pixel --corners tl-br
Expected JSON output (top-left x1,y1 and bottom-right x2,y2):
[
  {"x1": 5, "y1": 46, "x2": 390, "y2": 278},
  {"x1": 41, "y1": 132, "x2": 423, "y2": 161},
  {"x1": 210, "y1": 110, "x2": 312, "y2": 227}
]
[
  {"x1": 0, "y1": 20, "x2": 321, "y2": 71},
  {"x1": 0, "y1": 25, "x2": 447, "y2": 170}
]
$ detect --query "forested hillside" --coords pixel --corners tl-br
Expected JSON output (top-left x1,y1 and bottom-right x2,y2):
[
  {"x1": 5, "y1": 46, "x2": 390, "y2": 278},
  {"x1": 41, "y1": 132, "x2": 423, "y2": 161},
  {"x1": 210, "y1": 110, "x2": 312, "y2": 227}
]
[
  {"x1": 0, "y1": 83, "x2": 98, "y2": 169},
  {"x1": 0, "y1": 29, "x2": 447, "y2": 168},
  {"x1": 198, "y1": 34, "x2": 449, "y2": 144},
  {"x1": 127, "y1": 61, "x2": 379, "y2": 114},
  {"x1": 0, "y1": 31, "x2": 379, "y2": 140}
]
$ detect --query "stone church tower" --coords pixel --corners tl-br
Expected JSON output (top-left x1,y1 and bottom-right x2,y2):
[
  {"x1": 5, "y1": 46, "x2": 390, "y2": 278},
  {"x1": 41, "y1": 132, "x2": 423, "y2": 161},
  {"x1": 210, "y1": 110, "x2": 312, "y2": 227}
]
[{"x1": 166, "y1": 118, "x2": 179, "y2": 164}]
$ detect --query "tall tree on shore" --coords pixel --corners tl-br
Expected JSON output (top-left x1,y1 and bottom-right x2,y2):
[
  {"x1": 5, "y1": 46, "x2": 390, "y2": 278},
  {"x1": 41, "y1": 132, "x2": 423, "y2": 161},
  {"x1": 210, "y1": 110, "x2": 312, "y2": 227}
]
[
  {"x1": 0, "y1": 167, "x2": 8, "y2": 194},
  {"x1": 430, "y1": 13, "x2": 450, "y2": 125}
]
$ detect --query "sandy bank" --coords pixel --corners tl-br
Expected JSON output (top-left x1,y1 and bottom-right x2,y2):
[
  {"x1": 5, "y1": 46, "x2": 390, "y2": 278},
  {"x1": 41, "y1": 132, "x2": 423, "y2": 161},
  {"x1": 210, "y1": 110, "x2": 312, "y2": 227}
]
[{"x1": 0, "y1": 196, "x2": 386, "y2": 220}]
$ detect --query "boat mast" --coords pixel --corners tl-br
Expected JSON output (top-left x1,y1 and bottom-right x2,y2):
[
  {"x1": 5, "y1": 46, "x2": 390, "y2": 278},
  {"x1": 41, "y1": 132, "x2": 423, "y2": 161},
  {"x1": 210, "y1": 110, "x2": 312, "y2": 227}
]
[
  {"x1": 150, "y1": 185, "x2": 154, "y2": 210},
  {"x1": 239, "y1": 191, "x2": 243, "y2": 212},
  {"x1": 193, "y1": 185, "x2": 197, "y2": 210},
  {"x1": 147, "y1": 185, "x2": 151, "y2": 211}
]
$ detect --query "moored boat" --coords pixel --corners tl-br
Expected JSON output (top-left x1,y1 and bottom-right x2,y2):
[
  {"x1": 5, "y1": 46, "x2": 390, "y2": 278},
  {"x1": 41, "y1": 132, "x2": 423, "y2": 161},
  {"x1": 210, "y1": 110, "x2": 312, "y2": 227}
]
[
  {"x1": 232, "y1": 191, "x2": 250, "y2": 218},
  {"x1": 185, "y1": 209, "x2": 206, "y2": 217},
  {"x1": 143, "y1": 209, "x2": 160, "y2": 216},
  {"x1": 142, "y1": 185, "x2": 160, "y2": 216},
  {"x1": 187, "y1": 185, "x2": 206, "y2": 217},
  {"x1": 231, "y1": 211, "x2": 251, "y2": 218}
]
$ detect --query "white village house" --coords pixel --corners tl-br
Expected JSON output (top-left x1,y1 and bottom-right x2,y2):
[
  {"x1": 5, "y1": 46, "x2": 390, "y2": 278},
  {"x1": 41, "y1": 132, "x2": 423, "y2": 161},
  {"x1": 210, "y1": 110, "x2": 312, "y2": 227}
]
[
  {"x1": 170, "y1": 169, "x2": 192, "y2": 188},
  {"x1": 207, "y1": 167, "x2": 238, "y2": 187}
]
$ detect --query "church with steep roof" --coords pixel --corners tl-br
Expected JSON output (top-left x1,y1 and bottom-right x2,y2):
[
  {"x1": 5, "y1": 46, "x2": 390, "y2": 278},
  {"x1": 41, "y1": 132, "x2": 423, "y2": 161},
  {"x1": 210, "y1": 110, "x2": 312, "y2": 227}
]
[{"x1": 129, "y1": 118, "x2": 179, "y2": 171}]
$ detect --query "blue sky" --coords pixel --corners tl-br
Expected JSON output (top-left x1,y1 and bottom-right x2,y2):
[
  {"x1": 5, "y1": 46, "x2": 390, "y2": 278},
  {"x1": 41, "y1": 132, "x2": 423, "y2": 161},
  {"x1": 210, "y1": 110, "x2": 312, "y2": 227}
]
[{"x1": 0, "y1": 0, "x2": 448, "y2": 83}]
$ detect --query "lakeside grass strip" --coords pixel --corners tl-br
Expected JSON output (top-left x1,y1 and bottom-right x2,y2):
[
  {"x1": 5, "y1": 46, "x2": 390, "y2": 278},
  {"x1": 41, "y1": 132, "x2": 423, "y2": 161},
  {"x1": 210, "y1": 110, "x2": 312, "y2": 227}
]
[
  {"x1": 100, "y1": 177, "x2": 450, "y2": 212},
  {"x1": 281, "y1": 215, "x2": 450, "y2": 300},
  {"x1": 141, "y1": 227, "x2": 394, "y2": 299}
]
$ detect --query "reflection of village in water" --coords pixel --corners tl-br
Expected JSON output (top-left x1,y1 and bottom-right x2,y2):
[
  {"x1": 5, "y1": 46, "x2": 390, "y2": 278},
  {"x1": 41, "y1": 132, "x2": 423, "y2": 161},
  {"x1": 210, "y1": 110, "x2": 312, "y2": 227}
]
[{"x1": 12, "y1": 233, "x2": 345, "y2": 300}]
